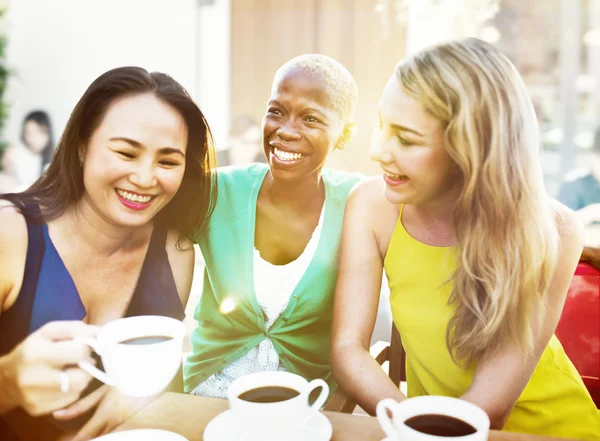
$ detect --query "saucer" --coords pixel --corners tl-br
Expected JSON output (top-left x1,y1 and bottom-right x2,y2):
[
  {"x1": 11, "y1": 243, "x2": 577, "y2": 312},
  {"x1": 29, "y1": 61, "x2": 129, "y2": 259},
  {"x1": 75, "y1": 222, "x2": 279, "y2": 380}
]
[
  {"x1": 203, "y1": 409, "x2": 333, "y2": 441},
  {"x1": 91, "y1": 429, "x2": 189, "y2": 441}
]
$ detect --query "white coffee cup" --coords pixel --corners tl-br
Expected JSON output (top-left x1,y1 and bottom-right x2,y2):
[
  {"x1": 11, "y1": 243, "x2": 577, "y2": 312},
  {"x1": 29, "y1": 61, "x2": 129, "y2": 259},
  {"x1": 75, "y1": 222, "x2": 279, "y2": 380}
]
[
  {"x1": 227, "y1": 371, "x2": 329, "y2": 441},
  {"x1": 75, "y1": 315, "x2": 186, "y2": 397},
  {"x1": 377, "y1": 396, "x2": 490, "y2": 441}
]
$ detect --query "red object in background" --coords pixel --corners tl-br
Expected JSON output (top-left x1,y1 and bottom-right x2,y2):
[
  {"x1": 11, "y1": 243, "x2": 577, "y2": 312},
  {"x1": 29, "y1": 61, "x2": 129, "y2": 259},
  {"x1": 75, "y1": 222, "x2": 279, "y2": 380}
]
[{"x1": 555, "y1": 262, "x2": 600, "y2": 408}]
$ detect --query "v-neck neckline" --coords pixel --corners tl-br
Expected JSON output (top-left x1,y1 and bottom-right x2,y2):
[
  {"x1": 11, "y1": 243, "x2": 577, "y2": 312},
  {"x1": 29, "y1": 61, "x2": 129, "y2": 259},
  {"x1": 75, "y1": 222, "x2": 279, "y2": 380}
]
[
  {"x1": 41, "y1": 222, "x2": 158, "y2": 320},
  {"x1": 246, "y1": 168, "x2": 331, "y2": 329}
]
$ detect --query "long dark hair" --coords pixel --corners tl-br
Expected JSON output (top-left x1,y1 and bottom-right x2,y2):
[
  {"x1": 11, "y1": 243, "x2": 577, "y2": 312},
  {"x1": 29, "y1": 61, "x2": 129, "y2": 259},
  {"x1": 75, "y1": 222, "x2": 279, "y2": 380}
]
[
  {"x1": 21, "y1": 110, "x2": 54, "y2": 169},
  {"x1": 3, "y1": 66, "x2": 217, "y2": 245}
]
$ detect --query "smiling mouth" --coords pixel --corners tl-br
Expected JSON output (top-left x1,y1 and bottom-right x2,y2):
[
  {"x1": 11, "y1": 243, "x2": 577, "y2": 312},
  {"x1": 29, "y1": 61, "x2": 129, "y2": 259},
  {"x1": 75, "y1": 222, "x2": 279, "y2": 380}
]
[
  {"x1": 273, "y1": 147, "x2": 305, "y2": 162},
  {"x1": 383, "y1": 171, "x2": 409, "y2": 181},
  {"x1": 115, "y1": 189, "x2": 156, "y2": 204}
]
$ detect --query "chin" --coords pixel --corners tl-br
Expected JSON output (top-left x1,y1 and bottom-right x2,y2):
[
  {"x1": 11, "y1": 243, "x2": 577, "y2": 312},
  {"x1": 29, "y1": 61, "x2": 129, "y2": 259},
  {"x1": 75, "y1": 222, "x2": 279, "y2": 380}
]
[{"x1": 383, "y1": 186, "x2": 403, "y2": 205}]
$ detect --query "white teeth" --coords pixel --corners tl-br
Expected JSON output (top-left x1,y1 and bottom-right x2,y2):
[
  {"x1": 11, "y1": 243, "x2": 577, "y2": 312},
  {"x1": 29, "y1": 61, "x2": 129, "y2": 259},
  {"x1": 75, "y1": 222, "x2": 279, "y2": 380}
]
[
  {"x1": 273, "y1": 147, "x2": 304, "y2": 162},
  {"x1": 384, "y1": 172, "x2": 408, "y2": 181},
  {"x1": 116, "y1": 189, "x2": 152, "y2": 204}
]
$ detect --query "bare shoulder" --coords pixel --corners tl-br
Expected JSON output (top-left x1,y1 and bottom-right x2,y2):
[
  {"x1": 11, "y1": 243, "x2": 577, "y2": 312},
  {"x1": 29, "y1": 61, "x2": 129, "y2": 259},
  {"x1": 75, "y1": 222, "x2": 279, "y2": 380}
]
[
  {"x1": 0, "y1": 200, "x2": 28, "y2": 250},
  {"x1": 549, "y1": 198, "x2": 585, "y2": 246},
  {"x1": 164, "y1": 229, "x2": 195, "y2": 307},
  {"x1": 347, "y1": 177, "x2": 395, "y2": 218},
  {"x1": 345, "y1": 177, "x2": 400, "y2": 256},
  {"x1": 0, "y1": 201, "x2": 29, "y2": 312}
]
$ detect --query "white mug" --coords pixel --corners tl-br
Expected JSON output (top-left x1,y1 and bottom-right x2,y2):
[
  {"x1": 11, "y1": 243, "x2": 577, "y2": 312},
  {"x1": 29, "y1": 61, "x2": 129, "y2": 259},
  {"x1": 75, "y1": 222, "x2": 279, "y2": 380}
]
[
  {"x1": 377, "y1": 396, "x2": 490, "y2": 441},
  {"x1": 227, "y1": 371, "x2": 329, "y2": 441},
  {"x1": 75, "y1": 315, "x2": 186, "y2": 397}
]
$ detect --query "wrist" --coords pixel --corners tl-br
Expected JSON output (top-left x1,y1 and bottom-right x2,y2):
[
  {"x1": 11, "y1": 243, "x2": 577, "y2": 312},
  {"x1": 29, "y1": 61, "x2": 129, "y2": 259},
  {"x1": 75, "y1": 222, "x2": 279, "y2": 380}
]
[{"x1": 0, "y1": 355, "x2": 18, "y2": 414}]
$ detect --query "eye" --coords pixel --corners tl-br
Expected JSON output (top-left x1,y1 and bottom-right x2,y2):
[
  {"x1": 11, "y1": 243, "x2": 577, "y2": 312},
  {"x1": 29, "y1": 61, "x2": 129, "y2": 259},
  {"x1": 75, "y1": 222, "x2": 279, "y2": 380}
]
[
  {"x1": 118, "y1": 151, "x2": 135, "y2": 159},
  {"x1": 267, "y1": 107, "x2": 282, "y2": 116},
  {"x1": 159, "y1": 160, "x2": 181, "y2": 167},
  {"x1": 305, "y1": 116, "x2": 322, "y2": 124},
  {"x1": 396, "y1": 135, "x2": 412, "y2": 146}
]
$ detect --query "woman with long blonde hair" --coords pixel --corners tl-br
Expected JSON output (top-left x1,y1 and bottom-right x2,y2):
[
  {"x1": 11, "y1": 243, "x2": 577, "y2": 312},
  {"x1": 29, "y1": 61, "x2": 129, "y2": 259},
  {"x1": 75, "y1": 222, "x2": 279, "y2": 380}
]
[{"x1": 330, "y1": 38, "x2": 599, "y2": 438}]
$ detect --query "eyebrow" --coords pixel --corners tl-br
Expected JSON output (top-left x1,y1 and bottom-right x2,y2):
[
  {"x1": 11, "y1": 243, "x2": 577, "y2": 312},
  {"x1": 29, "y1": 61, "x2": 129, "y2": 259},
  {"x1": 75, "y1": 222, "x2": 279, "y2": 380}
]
[
  {"x1": 268, "y1": 100, "x2": 329, "y2": 121},
  {"x1": 109, "y1": 137, "x2": 185, "y2": 157},
  {"x1": 389, "y1": 123, "x2": 425, "y2": 137}
]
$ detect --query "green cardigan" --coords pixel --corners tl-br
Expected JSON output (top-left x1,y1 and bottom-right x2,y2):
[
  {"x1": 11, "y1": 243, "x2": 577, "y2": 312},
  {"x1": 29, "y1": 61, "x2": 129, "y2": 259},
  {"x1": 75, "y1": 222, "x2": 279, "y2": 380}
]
[{"x1": 184, "y1": 163, "x2": 361, "y2": 393}]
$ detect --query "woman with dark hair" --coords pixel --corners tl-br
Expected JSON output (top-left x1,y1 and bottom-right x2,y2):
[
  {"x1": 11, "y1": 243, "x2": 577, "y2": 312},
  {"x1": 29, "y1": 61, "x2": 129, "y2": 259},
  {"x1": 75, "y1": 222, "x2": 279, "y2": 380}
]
[
  {"x1": 2, "y1": 110, "x2": 55, "y2": 191},
  {"x1": 22, "y1": 110, "x2": 55, "y2": 170},
  {"x1": 0, "y1": 66, "x2": 217, "y2": 440}
]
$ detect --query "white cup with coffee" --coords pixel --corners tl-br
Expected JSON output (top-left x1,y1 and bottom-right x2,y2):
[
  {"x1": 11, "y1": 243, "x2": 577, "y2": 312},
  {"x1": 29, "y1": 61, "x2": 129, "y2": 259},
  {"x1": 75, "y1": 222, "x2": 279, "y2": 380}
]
[
  {"x1": 227, "y1": 371, "x2": 329, "y2": 441},
  {"x1": 377, "y1": 396, "x2": 490, "y2": 441},
  {"x1": 75, "y1": 315, "x2": 186, "y2": 397}
]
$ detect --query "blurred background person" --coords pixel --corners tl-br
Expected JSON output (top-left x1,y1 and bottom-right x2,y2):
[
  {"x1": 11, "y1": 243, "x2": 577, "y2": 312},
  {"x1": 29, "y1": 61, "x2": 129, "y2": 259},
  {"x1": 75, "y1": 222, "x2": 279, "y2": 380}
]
[
  {"x1": 227, "y1": 114, "x2": 267, "y2": 165},
  {"x1": 558, "y1": 127, "x2": 600, "y2": 227},
  {"x1": 2, "y1": 110, "x2": 54, "y2": 191}
]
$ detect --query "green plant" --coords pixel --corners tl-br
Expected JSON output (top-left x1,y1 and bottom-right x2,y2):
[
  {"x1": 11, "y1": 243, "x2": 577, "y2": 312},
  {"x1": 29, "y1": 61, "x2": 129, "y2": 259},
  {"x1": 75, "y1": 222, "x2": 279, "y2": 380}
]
[{"x1": 0, "y1": 8, "x2": 9, "y2": 166}]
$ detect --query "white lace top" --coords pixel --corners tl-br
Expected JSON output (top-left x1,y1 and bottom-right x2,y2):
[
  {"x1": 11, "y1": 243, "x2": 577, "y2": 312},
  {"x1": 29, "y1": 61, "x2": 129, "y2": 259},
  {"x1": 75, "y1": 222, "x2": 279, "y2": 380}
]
[{"x1": 191, "y1": 208, "x2": 324, "y2": 399}]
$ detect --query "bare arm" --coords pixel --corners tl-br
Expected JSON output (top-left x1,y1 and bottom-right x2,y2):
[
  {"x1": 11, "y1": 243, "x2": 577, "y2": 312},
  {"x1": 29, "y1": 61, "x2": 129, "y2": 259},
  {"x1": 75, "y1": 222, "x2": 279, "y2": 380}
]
[
  {"x1": 0, "y1": 204, "x2": 97, "y2": 416},
  {"x1": 330, "y1": 179, "x2": 405, "y2": 415},
  {"x1": 461, "y1": 205, "x2": 584, "y2": 429}
]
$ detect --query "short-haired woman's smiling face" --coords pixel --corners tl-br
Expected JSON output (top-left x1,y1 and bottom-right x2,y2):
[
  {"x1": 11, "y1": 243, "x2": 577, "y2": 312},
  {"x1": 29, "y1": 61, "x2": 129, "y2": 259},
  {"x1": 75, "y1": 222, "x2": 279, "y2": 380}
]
[
  {"x1": 80, "y1": 93, "x2": 188, "y2": 228},
  {"x1": 263, "y1": 69, "x2": 344, "y2": 182},
  {"x1": 371, "y1": 75, "x2": 461, "y2": 206}
]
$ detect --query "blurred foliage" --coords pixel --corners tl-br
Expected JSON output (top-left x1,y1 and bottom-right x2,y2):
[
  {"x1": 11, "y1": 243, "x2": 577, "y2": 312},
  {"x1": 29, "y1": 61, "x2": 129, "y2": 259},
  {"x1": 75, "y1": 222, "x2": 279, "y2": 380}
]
[{"x1": 0, "y1": 8, "x2": 8, "y2": 166}]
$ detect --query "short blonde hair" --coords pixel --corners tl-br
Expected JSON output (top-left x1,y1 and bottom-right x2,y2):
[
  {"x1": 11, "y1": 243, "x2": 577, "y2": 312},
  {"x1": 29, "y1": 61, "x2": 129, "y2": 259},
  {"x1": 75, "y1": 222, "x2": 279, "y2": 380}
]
[{"x1": 272, "y1": 54, "x2": 358, "y2": 123}]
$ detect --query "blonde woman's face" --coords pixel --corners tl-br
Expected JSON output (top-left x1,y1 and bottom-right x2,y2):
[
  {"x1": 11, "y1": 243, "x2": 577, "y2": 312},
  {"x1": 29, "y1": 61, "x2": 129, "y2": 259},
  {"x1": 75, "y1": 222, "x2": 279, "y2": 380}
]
[{"x1": 370, "y1": 75, "x2": 461, "y2": 206}]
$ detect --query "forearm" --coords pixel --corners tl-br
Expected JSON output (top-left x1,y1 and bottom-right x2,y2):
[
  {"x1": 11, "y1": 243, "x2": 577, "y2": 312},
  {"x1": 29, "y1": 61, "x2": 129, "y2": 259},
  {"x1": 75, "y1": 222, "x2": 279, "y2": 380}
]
[
  {"x1": 0, "y1": 354, "x2": 18, "y2": 415},
  {"x1": 331, "y1": 343, "x2": 405, "y2": 415},
  {"x1": 460, "y1": 389, "x2": 511, "y2": 430}
]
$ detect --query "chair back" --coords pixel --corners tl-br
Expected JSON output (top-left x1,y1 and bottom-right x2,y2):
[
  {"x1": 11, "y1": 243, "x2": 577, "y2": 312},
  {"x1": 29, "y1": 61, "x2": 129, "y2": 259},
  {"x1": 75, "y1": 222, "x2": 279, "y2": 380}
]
[{"x1": 555, "y1": 261, "x2": 600, "y2": 407}]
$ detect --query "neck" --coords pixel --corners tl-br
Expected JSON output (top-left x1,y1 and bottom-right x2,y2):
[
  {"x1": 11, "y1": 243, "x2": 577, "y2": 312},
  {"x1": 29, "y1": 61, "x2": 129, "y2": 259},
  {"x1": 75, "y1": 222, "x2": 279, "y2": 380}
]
[
  {"x1": 263, "y1": 171, "x2": 325, "y2": 212},
  {"x1": 412, "y1": 191, "x2": 458, "y2": 237},
  {"x1": 57, "y1": 198, "x2": 150, "y2": 257}
]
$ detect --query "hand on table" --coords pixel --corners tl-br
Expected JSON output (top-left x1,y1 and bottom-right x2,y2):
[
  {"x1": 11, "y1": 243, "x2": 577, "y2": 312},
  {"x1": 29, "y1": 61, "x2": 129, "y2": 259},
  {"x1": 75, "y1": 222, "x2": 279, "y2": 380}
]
[{"x1": 53, "y1": 385, "x2": 160, "y2": 441}]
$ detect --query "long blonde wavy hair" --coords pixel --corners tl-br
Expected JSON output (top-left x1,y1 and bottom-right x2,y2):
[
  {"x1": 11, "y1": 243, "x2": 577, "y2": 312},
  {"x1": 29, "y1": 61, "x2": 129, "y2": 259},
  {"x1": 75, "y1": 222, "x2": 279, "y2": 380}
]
[{"x1": 396, "y1": 38, "x2": 559, "y2": 366}]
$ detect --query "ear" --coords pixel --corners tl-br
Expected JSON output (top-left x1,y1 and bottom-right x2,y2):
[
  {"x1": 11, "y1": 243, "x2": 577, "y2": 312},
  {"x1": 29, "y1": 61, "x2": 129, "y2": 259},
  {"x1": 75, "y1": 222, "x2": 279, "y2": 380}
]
[
  {"x1": 334, "y1": 121, "x2": 357, "y2": 151},
  {"x1": 78, "y1": 145, "x2": 86, "y2": 166}
]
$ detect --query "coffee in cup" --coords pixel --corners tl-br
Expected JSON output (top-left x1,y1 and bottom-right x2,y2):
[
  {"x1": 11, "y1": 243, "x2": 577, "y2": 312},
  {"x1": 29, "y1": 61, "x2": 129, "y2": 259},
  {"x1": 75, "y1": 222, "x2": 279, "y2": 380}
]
[
  {"x1": 227, "y1": 371, "x2": 329, "y2": 441},
  {"x1": 75, "y1": 315, "x2": 186, "y2": 397},
  {"x1": 377, "y1": 396, "x2": 490, "y2": 440}
]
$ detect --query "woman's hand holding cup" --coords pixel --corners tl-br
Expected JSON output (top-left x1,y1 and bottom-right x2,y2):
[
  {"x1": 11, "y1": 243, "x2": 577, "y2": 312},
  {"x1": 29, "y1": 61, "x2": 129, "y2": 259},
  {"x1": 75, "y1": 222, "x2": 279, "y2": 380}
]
[{"x1": 0, "y1": 321, "x2": 99, "y2": 416}]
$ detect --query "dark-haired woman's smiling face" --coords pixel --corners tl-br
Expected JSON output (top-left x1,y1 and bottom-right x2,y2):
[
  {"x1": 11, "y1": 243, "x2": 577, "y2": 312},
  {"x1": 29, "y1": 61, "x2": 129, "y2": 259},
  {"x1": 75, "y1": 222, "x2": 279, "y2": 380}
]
[
  {"x1": 263, "y1": 70, "x2": 344, "y2": 182},
  {"x1": 81, "y1": 93, "x2": 188, "y2": 228}
]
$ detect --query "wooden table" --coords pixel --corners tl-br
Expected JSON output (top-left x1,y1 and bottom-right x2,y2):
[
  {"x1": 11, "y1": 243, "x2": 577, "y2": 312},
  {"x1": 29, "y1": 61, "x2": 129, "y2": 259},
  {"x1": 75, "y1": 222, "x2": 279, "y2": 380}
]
[{"x1": 116, "y1": 392, "x2": 568, "y2": 441}]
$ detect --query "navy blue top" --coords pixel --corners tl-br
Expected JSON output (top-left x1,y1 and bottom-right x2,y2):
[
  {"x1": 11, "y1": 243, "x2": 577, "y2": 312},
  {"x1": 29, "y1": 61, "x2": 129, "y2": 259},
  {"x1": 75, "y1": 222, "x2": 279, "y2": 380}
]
[{"x1": 0, "y1": 208, "x2": 185, "y2": 440}]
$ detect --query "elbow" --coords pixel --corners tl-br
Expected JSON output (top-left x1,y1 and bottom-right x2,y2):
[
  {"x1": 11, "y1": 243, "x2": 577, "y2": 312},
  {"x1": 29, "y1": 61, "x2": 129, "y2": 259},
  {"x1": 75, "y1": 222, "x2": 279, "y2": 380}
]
[
  {"x1": 329, "y1": 342, "x2": 346, "y2": 376},
  {"x1": 329, "y1": 340, "x2": 359, "y2": 379},
  {"x1": 486, "y1": 409, "x2": 510, "y2": 431}
]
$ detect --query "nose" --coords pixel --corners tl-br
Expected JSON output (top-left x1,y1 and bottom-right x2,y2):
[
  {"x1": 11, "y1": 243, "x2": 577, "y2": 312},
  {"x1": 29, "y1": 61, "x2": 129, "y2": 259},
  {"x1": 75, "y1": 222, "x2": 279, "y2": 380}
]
[
  {"x1": 369, "y1": 128, "x2": 394, "y2": 164},
  {"x1": 128, "y1": 161, "x2": 158, "y2": 188},
  {"x1": 276, "y1": 120, "x2": 301, "y2": 142}
]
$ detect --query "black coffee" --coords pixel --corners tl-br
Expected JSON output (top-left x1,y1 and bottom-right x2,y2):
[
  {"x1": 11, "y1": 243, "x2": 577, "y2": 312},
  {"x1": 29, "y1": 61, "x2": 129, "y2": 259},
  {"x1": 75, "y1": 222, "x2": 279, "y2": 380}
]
[
  {"x1": 238, "y1": 386, "x2": 300, "y2": 403},
  {"x1": 404, "y1": 414, "x2": 477, "y2": 437},
  {"x1": 118, "y1": 335, "x2": 173, "y2": 345}
]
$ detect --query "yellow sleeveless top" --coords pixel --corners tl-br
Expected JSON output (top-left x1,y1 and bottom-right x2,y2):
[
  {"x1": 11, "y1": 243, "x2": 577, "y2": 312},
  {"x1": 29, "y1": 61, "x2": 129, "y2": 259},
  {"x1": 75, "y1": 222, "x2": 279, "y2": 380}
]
[{"x1": 384, "y1": 206, "x2": 600, "y2": 439}]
